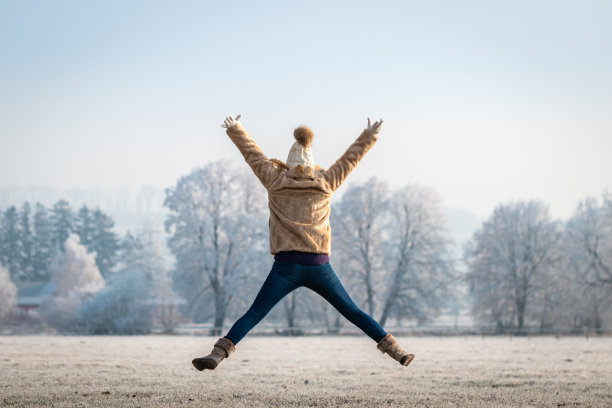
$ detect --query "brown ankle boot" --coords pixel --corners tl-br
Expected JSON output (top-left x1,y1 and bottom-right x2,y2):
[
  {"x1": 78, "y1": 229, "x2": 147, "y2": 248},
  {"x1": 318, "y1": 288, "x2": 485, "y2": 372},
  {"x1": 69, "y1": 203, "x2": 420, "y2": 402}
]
[
  {"x1": 192, "y1": 337, "x2": 236, "y2": 371},
  {"x1": 377, "y1": 334, "x2": 415, "y2": 366}
]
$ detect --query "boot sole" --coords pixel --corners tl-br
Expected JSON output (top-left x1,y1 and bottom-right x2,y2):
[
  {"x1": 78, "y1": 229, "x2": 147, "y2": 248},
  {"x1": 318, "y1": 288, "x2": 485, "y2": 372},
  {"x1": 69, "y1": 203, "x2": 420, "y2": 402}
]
[
  {"x1": 192, "y1": 358, "x2": 218, "y2": 371},
  {"x1": 401, "y1": 354, "x2": 415, "y2": 366}
]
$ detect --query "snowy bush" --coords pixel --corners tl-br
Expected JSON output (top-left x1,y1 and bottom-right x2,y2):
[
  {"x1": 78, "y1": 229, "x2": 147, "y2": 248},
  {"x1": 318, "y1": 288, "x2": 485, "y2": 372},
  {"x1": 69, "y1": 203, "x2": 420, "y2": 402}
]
[
  {"x1": 78, "y1": 219, "x2": 182, "y2": 334},
  {"x1": 41, "y1": 233, "x2": 104, "y2": 331},
  {"x1": 78, "y1": 269, "x2": 152, "y2": 334}
]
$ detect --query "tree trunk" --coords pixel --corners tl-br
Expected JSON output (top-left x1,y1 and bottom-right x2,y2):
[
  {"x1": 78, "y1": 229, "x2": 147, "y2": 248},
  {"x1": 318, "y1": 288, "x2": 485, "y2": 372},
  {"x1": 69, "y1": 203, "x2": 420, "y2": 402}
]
[
  {"x1": 328, "y1": 314, "x2": 342, "y2": 334},
  {"x1": 379, "y1": 262, "x2": 404, "y2": 327},
  {"x1": 365, "y1": 272, "x2": 375, "y2": 317},
  {"x1": 211, "y1": 291, "x2": 227, "y2": 336},
  {"x1": 379, "y1": 301, "x2": 391, "y2": 328},
  {"x1": 516, "y1": 297, "x2": 526, "y2": 334},
  {"x1": 592, "y1": 301, "x2": 602, "y2": 333},
  {"x1": 284, "y1": 292, "x2": 297, "y2": 334}
]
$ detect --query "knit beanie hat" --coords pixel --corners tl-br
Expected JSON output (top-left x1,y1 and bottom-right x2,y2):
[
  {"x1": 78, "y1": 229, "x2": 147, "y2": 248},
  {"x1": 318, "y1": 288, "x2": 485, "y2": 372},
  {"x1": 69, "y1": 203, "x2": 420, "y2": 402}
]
[{"x1": 286, "y1": 126, "x2": 314, "y2": 168}]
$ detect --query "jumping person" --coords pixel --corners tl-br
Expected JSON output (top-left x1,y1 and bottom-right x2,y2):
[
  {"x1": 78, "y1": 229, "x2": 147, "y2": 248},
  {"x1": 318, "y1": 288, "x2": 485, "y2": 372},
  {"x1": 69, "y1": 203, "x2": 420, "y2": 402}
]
[{"x1": 192, "y1": 114, "x2": 415, "y2": 371}]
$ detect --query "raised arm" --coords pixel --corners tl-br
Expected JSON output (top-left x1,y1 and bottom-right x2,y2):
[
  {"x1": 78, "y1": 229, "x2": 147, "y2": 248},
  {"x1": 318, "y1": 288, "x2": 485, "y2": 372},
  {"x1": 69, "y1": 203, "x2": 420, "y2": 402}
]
[
  {"x1": 222, "y1": 114, "x2": 279, "y2": 189},
  {"x1": 324, "y1": 118, "x2": 383, "y2": 191}
]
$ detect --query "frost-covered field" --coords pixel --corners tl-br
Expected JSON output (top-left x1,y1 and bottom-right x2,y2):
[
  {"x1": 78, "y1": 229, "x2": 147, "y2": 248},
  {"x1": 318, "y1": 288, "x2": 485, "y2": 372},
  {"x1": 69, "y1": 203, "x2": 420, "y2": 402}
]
[{"x1": 0, "y1": 335, "x2": 610, "y2": 407}]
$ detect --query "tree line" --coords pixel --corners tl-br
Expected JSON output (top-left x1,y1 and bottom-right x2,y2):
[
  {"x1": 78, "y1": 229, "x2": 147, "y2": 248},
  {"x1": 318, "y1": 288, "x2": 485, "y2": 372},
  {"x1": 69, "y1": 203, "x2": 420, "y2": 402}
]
[
  {"x1": 1, "y1": 160, "x2": 610, "y2": 335},
  {"x1": 0, "y1": 200, "x2": 119, "y2": 281},
  {"x1": 163, "y1": 160, "x2": 611, "y2": 335},
  {"x1": 465, "y1": 197, "x2": 611, "y2": 334},
  {"x1": 163, "y1": 160, "x2": 458, "y2": 334},
  {"x1": 0, "y1": 200, "x2": 180, "y2": 334}
]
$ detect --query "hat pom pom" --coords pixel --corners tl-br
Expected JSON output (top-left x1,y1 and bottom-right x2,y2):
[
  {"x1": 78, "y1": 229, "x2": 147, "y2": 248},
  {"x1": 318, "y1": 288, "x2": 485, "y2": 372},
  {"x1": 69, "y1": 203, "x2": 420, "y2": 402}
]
[{"x1": 294, "y1": 126, "x2": 313, "y2": 148}]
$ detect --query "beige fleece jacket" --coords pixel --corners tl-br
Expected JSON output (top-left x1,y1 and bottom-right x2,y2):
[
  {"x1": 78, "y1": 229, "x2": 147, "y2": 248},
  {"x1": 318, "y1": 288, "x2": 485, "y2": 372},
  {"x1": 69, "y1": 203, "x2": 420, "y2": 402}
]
[{"x1": 226, "y1": 122, "x2": 378, "y2": 255}]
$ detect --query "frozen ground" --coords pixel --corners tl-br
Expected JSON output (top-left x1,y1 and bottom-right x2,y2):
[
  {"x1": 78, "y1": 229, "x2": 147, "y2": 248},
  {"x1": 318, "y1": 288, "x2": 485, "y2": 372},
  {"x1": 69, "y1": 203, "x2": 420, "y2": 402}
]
[{"x1": 0, "y1": 335, "x2": 610, "y2": 407}]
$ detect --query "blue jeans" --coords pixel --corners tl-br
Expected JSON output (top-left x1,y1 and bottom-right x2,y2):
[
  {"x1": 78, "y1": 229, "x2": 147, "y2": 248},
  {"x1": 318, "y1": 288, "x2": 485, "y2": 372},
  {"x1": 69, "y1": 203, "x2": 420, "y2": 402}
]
[{"x1": 224, "y1": 261, "x2": 387, "y2": 344}]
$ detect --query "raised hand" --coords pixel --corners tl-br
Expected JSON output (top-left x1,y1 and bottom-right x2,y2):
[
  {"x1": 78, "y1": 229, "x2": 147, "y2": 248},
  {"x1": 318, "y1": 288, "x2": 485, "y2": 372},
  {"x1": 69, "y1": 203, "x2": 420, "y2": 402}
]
[
  {"x1": 366, "y1": 117, "x2": 384, "y2": 134},
  {"x1": 221, "y1": 114, "x2": 242, "y2": 128}
]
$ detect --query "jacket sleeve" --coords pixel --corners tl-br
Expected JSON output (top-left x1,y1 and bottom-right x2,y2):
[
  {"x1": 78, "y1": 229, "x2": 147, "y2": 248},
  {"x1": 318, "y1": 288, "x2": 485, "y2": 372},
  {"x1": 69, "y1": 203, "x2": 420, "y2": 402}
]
[
  {"x1": 323, "y1": 129, "x2": 379, "y2": 191},
  {"x1": 225, "y1": 122, "x2": 279, "y2": 188}
]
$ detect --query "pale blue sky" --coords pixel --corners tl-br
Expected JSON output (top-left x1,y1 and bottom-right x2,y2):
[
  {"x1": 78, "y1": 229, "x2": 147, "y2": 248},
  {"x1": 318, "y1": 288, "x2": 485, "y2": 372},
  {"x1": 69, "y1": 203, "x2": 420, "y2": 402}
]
[{"x1": 1, "y1": 0, "x2": 611, "y2": 218}]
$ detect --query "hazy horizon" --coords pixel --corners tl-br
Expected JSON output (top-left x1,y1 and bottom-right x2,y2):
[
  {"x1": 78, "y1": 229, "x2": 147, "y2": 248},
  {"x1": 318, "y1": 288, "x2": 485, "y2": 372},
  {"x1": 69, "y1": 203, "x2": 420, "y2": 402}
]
[
  {"x1": 0, "y1": 183, "x2": 483, "y2": 239},
  {"x1": 2, "y1": 1, "x2": 611, "y2": 220}
]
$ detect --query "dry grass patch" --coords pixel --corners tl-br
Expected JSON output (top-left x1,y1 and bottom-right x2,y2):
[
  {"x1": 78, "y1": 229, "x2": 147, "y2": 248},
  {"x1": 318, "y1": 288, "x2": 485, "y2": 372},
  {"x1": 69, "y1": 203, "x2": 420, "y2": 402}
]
[{"x1": 0, "y1": 335, "x2": 610, "y2": 407}]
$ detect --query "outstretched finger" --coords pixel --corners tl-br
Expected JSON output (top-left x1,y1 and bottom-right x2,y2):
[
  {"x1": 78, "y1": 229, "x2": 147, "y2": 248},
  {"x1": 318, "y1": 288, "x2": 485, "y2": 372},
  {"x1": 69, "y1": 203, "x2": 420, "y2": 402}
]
[
  {"x1": 235, "y1": 114, "x2": 241, "y2": 121},
  {"x1": 367, "y1": 117, "x2": 371, "y2": 127}
]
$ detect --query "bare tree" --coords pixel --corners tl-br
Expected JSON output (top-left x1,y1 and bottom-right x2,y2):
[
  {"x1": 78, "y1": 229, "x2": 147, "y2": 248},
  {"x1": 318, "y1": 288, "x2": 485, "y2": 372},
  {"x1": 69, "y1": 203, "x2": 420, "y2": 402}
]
[
  {"x1": 465, "y1": 201, "x2": 562, "y2": 333},
  {"x1": 332, "y1": 177, "x2": 389, "y2": 317},
  {"x1": 164, "y1": 160, "x2": 267, "y2": 334},
  {"x1": 562, "y1": 196, "x2": 612, "y2": 332},
  {"x1": 140, "y1": 219, "x2": 184, "y2": 332},
  {"x1": 566, "y1": 196, "x2": 612, "y2": 286},
  {"x1": 464, "y1": 238, "x2": 516, "y2": 332},
  {"x1": 378, "y1": 185, "x2": 455, "y2": 327}
]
